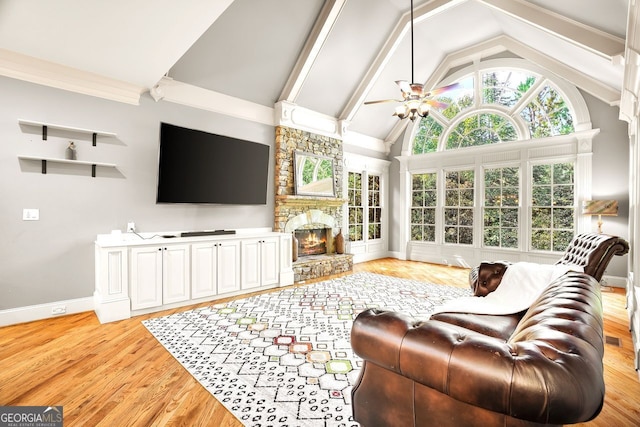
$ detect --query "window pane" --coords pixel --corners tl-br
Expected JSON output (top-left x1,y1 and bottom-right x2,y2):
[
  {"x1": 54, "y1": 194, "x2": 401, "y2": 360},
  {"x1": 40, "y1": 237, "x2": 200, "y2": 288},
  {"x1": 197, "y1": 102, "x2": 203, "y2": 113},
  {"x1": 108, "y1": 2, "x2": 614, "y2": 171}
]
[
  {"x1": 482, "y1": 70, "x2": 536, "y2": 108},
  {"x1": 483, "y1": 166, "x2": 520, "y2": 248},
  {"x1": 532, "y1": 164, "x2": 551, "y2": 184},
  {"x1": 459, "y1": 227, "x2": 473, "y2": 244},
  {"x1": 368, "y1": 175, "x2": 382, "y2": 240},
  {"x1": 413, "y1": 116, "x2": 443, "y2": 154},
  {"x1": 521, "y1": 85, "x2": 574, "y2": 138},
  {"x1": 425, "y1": 190, "x2": 437, "y2": 206},
  {"x1": 443, "y1": 169, "x2": 474, "y2": 245},
  {"x1": 554, "y1": 208, "x2": 574, "y2": 229},
  {"x1": 410, "y1": 173, "x2": 437, "y2": 242},
  {"x1": 502, "y1": 208, "x2": 519, "y2": 227},
  {"x1": 444, "y1": 227, "x2": 458, "y2": 243},
  {"x1": 553, "y1": 230, "x2": 574, "y2": 251},
  {"x1": 553, "y1": 185, "x2": 574, "y2": 206},
  {"x1": 532, "y1": 207, "x2": 552, "y2": 228},
  {"x1": 531, "y1": 162, "x2": 574, "y2": 251},
  {"x1": 446, "y1": 113, "x2": 517, "y2": 149},
  {"x1": 425, "y1": 225, "x2": 436, "y2": 242},
  {"x1": 502, "y1": 188, "x2": 519, "y2": 206},
  {"x1": 411, "y1": 225, "x2": 423, "y2": 241},
  {"x1": 445, "y1": 190, "x2": 458, "y2": 206},
  {"x1": 484, "y1": 208, "x2": 500, "y2": 227},
  {"x1": 411, "y1": 208, "x2": 423, "y2": 223},
  {"x1": 485, "y1": 187, "x2": 500, "y2": 205},
  {"x1": 424, "y1": 208, "x2": 435, "y2": 224},
  {"x1": 348, "y1": 172, "x2": 364, "y2": 243},
  {"x1": 439, "y1": 75, "x2": 474, "y2": 120},
  {"x1": 532, "y1": 186, "x2": 552, "y2": 206},
  {"x1": 444, "y1": 208, "x2": 459, "y2": 225},
  {"x1": 502, "y1": 228, "x2": 518, "y2": 248},
  {"x1": 459, "y1": 189, "x2": 473, "y2": 206}
]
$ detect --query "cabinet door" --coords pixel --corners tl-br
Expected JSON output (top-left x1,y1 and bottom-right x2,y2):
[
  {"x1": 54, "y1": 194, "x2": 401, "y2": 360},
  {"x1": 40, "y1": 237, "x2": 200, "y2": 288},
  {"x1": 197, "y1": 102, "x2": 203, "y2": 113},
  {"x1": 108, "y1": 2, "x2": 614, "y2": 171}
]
[
  {"x1": 130, "y1": 246, "x2": 163, "y2": 310},
  {"x1": 163, "y1": 244, "x2": 190, "y2": 304},
  {"x1": 261, "y1": 237, "x2": 280, "y2": 287},
  {"x1": 241, "y1": 240, "x2": 262, "y2": 290},
  {"x1": 95, "y1": 246, "x2": 128, "y2": 302},
  {"x1": 192, "y1": 242, "x2": 217, "y2": 299},
  {"x1": 217, "y1": 240, "x2": 241, "y2": 294}
]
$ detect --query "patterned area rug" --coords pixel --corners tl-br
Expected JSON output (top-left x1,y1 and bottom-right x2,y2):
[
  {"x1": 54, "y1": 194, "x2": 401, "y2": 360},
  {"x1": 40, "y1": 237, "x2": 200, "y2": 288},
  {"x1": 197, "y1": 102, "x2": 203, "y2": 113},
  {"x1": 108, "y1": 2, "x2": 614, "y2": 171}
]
[{"x1": 143, "y1": 272, "x2": 471, "y2": 426}]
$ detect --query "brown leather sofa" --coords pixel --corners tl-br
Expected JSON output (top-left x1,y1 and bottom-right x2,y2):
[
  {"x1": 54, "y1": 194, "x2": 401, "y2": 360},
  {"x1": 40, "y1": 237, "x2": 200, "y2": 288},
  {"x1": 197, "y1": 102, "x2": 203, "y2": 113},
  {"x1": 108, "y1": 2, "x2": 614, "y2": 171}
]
[{"x1": 351, "y1": 233, "x2": 629, "y2": 427}]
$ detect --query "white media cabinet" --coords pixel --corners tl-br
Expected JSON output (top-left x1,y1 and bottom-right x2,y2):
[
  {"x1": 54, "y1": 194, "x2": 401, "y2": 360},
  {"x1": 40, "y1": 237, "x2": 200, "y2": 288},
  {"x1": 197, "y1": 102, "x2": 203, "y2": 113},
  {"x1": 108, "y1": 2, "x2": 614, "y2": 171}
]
[{"x1": 94, "y1": 228, "x2": 294, "y2": 323}]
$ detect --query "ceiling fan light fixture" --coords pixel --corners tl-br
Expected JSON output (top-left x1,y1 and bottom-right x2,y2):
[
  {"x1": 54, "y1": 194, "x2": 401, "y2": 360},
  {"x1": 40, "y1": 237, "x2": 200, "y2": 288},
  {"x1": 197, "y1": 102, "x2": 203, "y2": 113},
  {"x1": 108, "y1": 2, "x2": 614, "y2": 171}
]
[
  {"x1": 394, "y1": 105, "x2": 408, "y2": 119},
  {"x1": 418, "y1": 103, "x2": 430, "y2": 116},
  {"x1": 393, "y1": 102, "x2": 429, "y2": 121}
]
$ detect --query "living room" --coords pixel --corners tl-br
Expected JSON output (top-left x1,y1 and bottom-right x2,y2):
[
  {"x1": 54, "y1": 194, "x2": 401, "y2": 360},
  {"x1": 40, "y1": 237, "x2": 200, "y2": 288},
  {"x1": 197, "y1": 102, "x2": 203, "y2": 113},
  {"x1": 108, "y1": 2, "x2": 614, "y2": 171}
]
[{"x1": 1, "y1": 0, "x2": 639, "y2": 425}]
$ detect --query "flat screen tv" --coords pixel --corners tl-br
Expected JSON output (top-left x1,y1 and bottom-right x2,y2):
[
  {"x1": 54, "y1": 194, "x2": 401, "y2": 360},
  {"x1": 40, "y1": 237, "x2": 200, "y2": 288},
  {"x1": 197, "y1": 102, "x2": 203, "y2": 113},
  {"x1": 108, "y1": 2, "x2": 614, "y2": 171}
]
[{"x1": 156, "y1": 122, "x2": 270, "y2": 204}]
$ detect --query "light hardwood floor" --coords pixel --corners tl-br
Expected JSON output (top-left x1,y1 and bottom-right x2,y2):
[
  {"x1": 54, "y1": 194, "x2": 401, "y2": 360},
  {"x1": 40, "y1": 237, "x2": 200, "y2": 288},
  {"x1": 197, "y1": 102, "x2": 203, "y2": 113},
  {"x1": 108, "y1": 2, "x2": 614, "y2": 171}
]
[{"x1": 1, "y1": 258, "x2": 638, "y2": 426}]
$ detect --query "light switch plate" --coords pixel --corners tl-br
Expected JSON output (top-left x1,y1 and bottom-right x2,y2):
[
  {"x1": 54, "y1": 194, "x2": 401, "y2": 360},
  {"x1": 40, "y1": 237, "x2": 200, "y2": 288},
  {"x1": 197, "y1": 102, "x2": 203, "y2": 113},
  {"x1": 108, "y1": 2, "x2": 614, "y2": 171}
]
[{"x1": 23, "y1": 208, "x2": 39, "y2": 220}]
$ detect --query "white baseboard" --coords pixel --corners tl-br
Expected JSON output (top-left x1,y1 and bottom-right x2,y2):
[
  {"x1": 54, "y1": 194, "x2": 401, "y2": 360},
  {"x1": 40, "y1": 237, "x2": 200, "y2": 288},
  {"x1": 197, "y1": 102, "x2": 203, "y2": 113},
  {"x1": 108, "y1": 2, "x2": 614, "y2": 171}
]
[
  {"x1": 601, "y1": 274, "x2": 626, "y2": 288},
  {"x1": 386, "y1": 251, "x2": 405, "y2": 260},
  {"x1": 0, "y1": 297, "x2": 94, "y2": 327}
]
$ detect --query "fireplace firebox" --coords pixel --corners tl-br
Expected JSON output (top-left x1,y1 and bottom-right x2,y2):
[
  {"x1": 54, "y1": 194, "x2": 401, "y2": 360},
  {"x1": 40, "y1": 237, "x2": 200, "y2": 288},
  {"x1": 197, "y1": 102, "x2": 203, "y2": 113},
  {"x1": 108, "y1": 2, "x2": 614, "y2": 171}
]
[{"x1": 295, "y1": 228, "x2": 328, "y2": 256}]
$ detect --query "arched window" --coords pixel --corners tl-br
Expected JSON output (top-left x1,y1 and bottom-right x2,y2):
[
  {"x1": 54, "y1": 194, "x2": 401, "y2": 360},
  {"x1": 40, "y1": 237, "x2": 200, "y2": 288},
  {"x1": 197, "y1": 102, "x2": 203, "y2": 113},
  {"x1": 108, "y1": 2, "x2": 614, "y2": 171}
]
[
  {"x1": 401, "y1": 58, "x2": 594, "y2": 259},
  {"x1": 413, "y1": 66, "x2": 575, "y2": 154}
]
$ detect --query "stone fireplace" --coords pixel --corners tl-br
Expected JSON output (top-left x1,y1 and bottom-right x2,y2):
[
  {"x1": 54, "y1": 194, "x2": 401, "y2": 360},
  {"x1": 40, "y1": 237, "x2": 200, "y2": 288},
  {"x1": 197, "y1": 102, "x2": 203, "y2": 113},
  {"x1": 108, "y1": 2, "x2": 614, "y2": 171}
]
[{"x1": 274, "y1": 126, "x2": 353, "y2": 281}]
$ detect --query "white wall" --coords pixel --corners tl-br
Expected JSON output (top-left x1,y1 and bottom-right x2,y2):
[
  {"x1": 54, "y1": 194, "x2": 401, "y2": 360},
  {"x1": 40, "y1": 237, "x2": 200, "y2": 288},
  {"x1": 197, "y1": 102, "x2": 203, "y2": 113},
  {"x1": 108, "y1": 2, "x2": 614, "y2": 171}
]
[{"x1": 0, "y1": 76, "x2": 276, "y2": 311}]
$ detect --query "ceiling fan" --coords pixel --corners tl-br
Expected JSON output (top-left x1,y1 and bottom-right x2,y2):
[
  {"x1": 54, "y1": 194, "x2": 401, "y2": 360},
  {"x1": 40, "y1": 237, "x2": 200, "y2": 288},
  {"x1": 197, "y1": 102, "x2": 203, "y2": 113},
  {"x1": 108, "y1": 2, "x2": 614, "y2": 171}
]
[{"x1": 365, "y1": 0, "x2": 459, "y2": 121}]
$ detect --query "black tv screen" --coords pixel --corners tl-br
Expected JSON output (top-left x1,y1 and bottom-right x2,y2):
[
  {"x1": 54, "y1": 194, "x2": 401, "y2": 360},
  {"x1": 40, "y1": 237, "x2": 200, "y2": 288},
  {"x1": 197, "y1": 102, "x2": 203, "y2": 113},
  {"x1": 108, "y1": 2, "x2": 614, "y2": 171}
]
[{"x1": 156, "y1": 123, "x2": 270, "y2": 204}]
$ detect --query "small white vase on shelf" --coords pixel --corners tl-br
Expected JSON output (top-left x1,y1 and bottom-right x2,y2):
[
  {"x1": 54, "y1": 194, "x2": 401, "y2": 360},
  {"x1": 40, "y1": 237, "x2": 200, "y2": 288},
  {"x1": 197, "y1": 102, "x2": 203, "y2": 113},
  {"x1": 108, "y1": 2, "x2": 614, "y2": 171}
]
[{"x1": 65, "y1": 141, "x2": 77, "y2": 160}]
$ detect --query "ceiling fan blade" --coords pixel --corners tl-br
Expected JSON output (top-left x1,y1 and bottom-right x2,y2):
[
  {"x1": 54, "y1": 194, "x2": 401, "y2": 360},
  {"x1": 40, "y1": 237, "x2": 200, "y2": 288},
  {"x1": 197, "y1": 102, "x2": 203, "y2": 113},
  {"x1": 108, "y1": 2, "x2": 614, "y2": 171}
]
[
  {"x1": 424, "y1": 99, "x2": 449, "y2": 109},
  {"x1": 364, "y1": 99, "x2": 403, "y2": 105},
  {"x1": 395, "y1": 80, "x2": 412, "y2": 93},
  {"x1": 426, "y1": 82, "x2": 461, "y2": 97}
]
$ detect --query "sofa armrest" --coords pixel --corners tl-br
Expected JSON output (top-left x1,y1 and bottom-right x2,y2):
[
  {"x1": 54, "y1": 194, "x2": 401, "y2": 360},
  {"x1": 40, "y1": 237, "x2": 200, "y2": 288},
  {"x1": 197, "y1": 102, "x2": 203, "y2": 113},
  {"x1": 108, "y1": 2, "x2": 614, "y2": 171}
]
[{"x1": 468, "y1": 261, "x2": 510, "y2": 296}]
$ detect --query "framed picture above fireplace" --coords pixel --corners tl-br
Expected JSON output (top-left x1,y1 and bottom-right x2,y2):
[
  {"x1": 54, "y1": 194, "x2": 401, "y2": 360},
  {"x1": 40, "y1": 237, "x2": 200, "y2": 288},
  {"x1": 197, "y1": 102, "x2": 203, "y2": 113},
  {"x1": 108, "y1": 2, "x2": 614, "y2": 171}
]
[{"x1": 293, "y1": 151, "x2": 336, "y2": 197}]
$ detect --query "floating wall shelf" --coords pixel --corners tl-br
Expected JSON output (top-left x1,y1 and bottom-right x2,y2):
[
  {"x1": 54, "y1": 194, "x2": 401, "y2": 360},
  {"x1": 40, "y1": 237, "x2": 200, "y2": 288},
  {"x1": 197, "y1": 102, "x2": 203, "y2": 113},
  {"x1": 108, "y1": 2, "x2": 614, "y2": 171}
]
[
  {"x1": 18, "y1": 155, "x2": 117, "y2": 178},
  {"x1": 18, "y1": 119, "x2": 117, "y2": 146}
]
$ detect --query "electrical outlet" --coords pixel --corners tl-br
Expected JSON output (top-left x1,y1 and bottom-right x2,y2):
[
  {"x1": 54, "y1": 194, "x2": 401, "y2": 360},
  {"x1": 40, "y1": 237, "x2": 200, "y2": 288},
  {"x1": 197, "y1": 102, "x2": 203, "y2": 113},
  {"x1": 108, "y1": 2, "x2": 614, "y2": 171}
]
[
  {"x1": 127, "y1": 222, "x2": 136, "y2": 232},
  {"x1": 23, "y1": 208, "x2": 40, "y2": 221},
  {"x1": 51, "y1": 306, "x2": 67, "y2": 315}
]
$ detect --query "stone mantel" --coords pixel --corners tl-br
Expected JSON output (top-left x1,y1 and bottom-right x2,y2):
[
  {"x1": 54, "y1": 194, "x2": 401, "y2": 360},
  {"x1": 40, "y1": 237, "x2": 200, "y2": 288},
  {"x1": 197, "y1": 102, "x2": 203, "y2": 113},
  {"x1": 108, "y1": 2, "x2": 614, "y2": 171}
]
[{"x1": 275, "y1": 195, "x2": 347, "y2": 207}]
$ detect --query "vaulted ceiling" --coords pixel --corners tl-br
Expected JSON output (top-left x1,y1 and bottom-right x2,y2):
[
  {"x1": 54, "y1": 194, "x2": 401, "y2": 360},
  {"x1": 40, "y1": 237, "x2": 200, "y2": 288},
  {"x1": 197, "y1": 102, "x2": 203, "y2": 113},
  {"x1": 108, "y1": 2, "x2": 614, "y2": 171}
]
[{"x1": 0, "y1": 0, "x2": 629, "y2": 150}]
